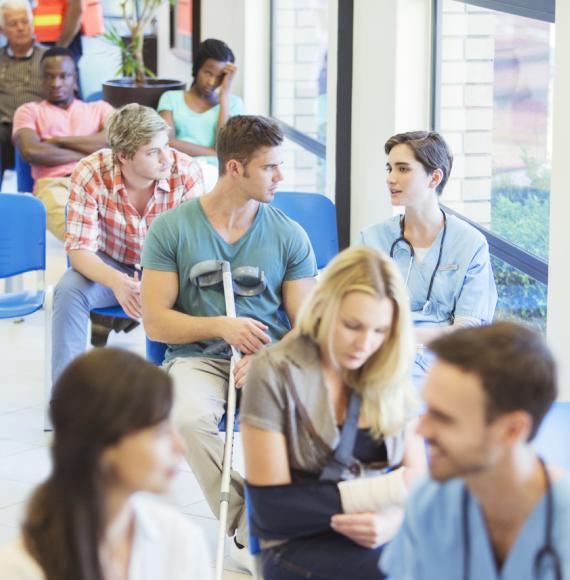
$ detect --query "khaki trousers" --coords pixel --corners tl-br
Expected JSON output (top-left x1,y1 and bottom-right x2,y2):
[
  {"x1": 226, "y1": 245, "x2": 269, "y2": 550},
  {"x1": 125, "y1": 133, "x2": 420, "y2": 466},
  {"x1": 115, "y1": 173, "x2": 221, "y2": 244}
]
[
  {"x1": 165, "y1": 356, "x2": 249, "y2": 546},
  {"x1": 35, "y1": 177, "x2": 71, "y2": 241}
]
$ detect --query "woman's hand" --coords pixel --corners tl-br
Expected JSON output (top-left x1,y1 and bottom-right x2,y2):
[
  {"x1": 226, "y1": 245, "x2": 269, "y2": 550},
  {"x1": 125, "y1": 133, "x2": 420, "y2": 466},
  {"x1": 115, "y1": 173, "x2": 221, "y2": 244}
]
[
  {"x1": 330, "y1": 510, "x2": 404, "y2": 548},
  {"x1": 220, "y1": 63, "x2": 237, "y2": 96}
]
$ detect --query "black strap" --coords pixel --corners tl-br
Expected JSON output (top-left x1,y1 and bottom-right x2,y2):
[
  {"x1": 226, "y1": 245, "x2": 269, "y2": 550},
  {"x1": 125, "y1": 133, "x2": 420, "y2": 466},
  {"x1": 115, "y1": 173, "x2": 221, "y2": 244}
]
[{"x1": 319, "y1": 390, "x2": 362, "y2": 481}]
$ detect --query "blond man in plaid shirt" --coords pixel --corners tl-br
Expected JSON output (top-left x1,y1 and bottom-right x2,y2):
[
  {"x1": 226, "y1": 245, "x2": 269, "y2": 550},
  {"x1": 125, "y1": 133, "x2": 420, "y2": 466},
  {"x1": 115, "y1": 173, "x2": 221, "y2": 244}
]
[{"x1": 51, "y1": 103, "x2": 204, "y2": 385}]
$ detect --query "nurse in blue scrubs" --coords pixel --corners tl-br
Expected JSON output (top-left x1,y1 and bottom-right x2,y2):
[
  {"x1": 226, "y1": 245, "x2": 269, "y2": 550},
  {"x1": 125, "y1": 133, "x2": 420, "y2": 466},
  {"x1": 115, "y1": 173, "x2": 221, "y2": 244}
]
[{"x1": 361, "y1": 131, "x2": 497, "y2": 386}]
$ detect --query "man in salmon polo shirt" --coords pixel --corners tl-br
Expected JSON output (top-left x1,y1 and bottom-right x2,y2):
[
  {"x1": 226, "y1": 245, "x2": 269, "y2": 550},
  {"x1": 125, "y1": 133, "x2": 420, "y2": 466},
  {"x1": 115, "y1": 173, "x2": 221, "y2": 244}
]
[{"x1": 12, "y1": 45, "x2": 113, "y2": 240}]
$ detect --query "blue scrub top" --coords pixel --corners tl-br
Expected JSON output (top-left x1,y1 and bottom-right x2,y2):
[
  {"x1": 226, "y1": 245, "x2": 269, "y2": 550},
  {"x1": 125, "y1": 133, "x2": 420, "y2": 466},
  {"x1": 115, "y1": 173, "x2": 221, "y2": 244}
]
[
  {"x1": 362, "y1": 213, "x2": 497, "y2": 385},
  {"x1": 381, "y1": 475, "x2": 570, "y2": 580},
  {"x1": 362, "y1": 213, "x2": 497, "y2": 327}
]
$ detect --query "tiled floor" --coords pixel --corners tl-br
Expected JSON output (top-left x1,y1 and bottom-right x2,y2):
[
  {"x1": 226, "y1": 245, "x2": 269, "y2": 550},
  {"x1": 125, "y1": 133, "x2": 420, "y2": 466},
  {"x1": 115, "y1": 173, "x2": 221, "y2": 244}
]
[{"x1": 0, "y1": 189, "x2": 249, "y2": 578}]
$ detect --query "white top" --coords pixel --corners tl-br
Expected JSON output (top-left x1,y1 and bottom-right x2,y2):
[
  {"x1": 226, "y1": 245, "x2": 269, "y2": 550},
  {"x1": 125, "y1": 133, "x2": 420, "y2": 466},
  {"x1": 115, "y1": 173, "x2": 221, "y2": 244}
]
[
  {"x1": 413, "y1": 246, "x2": 429, "y2": 263},
  {"x1": 0, "y1": 494, "x2": 212, "y2": 580}
]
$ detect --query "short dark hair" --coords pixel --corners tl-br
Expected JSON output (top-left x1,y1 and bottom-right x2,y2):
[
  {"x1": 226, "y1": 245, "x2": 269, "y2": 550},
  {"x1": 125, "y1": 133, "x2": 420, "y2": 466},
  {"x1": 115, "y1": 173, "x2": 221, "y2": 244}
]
[
  {"x1": 192, "y1": 38, "x2": 235, "y2": 80},
  {"x1": 385, "y1": 131, "x2": 453, "y2": 195},
  {"x1": 429, "y1": 322, "x2": 557, "y2": 440},
  {"x1": 40, "y1": 46, "x2": 77, "y2": 72},
  {"x1": 217, "y1": 115, "x2": 283, "y2": 175}
]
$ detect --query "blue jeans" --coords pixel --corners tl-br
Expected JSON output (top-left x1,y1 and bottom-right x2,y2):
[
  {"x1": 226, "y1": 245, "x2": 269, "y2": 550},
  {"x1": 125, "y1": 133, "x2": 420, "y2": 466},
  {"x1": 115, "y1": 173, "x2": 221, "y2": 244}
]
[
  {"x1": 263, "y1": 531, "x2": 385, "y2": 580},
  {"x1": 51, "y1": 252, "x2": 136, "y2": 384}
]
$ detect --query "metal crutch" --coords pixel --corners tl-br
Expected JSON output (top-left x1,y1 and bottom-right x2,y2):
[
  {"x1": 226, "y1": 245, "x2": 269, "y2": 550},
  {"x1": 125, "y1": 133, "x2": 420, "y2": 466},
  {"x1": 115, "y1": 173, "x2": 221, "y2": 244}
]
[
  {"x1": 215, "y1": 260, "x2": 240, "y2": 580},
  {"x1": 190, "y1": 259, "x2": 266, "y2": 579}
]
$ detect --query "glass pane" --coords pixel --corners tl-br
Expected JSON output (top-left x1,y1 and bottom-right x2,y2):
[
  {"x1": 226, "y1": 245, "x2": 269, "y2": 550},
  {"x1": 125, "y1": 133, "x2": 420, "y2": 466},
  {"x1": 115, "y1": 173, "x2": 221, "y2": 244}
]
[
  {"x1": 492, "y1": 256, "x2": 547, "y2": 332},
  {"x1": 278, "y1": 137, "x2": 326, "y2": 194},
  {"x1": 438, "y1": 0, "x2": 554, "y2": 262},
  {"x1": 272, "y1": 0, "x2": 328, "y2": 145}
]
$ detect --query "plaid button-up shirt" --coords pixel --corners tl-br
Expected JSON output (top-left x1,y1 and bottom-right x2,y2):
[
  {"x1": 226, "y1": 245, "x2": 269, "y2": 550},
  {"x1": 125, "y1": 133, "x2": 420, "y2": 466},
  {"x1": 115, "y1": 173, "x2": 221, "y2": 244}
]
[{"x1": 65, "y1": 148, "x2": 204, "y2": 265}]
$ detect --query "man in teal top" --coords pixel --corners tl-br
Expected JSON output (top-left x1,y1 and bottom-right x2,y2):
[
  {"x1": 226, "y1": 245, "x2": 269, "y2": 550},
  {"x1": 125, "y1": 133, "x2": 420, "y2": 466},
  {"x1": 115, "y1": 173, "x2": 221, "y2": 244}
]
[
  {"x1": 380, "y1": 322, "x2": 570, "y2": 580},
  {"x1": 158, "y1": 38, "x2": 244, "y2": 166},
  {"x1": 141, "y1": 115, "x2": 317, "y2": 568}
]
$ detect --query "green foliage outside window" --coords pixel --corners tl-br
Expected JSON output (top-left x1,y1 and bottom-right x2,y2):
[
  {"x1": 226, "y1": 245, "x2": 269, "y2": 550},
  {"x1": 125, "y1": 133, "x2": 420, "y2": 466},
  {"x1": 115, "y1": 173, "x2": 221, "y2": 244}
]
[{"x1": 491, "y1": 151, "x2": 549, "y2": 332}]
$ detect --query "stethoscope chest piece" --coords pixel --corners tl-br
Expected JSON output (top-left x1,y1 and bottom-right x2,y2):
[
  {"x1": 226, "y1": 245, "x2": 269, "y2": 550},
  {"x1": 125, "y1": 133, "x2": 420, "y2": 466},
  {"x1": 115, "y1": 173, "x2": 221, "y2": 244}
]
[{"x1": 390, "y1": 210, "x2": 448, "y2": 310}]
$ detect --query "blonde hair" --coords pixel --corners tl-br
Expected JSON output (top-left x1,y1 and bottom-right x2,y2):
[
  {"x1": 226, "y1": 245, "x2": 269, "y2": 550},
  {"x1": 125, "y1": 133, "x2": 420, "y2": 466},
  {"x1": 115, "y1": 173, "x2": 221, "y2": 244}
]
[
  {"x1": 298, "y1": 246, "x2": 417, "y2": 438},
  {"x1": 105, "y1": 103, "x2": 168, "y2": 160}
]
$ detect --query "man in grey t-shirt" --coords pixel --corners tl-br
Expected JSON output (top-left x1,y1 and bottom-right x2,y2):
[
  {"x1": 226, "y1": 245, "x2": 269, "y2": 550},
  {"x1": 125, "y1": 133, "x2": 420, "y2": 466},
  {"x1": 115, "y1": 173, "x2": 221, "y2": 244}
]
[{"x1": 141, "y1": 115, "x2": 317, "y2": 566}]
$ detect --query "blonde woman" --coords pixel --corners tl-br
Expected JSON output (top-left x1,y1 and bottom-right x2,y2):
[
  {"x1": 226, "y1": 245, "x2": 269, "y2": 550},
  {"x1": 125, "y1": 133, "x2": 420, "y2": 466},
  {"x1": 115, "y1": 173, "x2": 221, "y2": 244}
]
[{"x1": 240, "y1": 246, "x2": 427, "y2": 580}]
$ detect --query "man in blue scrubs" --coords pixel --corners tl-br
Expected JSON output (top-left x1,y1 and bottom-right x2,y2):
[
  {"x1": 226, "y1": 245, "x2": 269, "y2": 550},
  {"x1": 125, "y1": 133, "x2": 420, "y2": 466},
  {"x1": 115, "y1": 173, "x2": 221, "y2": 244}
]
[{"x1": 381, "y1": 322, "x2": 570, "y2": 580}]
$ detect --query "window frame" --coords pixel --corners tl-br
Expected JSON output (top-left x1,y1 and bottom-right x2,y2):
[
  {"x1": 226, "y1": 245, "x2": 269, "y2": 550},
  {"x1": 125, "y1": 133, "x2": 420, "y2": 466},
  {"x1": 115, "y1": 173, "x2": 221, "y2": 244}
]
[
  {"x1": 269, "y1": 0, "x2": 353, "y2": 249},
  {"x1": 431, "y1": 0, "x2": 550, "y2": 289}
]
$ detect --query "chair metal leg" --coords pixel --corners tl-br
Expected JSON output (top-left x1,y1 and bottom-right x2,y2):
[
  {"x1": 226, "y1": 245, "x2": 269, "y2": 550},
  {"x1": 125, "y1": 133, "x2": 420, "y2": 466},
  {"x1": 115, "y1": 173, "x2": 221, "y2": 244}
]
[
  {"x1": 215, "y1": 357, "x2": 239, "y2": 580},
  {"x1": 5, "y1": 276, "x2": 25, "y2": 323},
  {"x1": 43, "y1": 286, "x2": 54, "y2": 431}
]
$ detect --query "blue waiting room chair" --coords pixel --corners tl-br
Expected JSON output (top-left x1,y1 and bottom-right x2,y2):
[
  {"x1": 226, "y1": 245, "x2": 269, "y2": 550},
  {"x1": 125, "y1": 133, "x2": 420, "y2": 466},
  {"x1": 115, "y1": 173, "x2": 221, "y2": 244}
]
[
  {"x1": 0, "y1": 193, "x2": 53, "y2": 418},
  {"x1": 15, "y1": 147, "x2": 34, "y2": 193},
  {"x1": 273, "y1": 191, "x2": 339, "y2": 269}
]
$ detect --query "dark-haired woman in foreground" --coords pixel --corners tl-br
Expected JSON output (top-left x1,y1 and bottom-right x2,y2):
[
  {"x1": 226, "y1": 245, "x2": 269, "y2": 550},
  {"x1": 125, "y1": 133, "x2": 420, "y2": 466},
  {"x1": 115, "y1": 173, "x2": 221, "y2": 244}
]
[
  {"x1": 0, "y1": 348, "x2": 210, "y2": 580},
  {"x1": 158, "y1": 38, "x2": 244, "y2": 165}
]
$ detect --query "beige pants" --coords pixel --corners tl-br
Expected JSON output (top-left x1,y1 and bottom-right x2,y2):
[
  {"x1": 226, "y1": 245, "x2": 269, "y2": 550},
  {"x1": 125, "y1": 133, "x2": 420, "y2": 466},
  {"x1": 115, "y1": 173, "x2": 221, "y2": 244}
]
[
  {"x1": 34, "y1": 177, "x2": 71, "y2": 242},
  {"x1": 165, "y1": 356, "x2": 249, "y2": 546}
]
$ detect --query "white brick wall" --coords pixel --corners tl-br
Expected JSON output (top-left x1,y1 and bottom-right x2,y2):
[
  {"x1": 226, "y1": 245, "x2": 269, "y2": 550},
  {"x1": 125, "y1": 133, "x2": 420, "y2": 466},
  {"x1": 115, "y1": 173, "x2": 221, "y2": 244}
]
[
  {"x1": 442, "y1": 61, "x2": 467, "y2": 84},
  {"x1": 295, "y1": 81, "x2": 318, "y2": 98},
  {"x1": 467, "y1": 13, "x2": 494, "y2": 35},
  {"x1": 275, "y1": 10, "x2": 295, "y2": 30},
  {"x1": 463, "y1": 178, "x2": 493, "y2": 201},
  {"x1": 465, "y1": 108, "x2": 493, "y2": 131},
  {"x1": 465, "y1": 155, "x2": 492, "y2": 178},
  {"x1": 440, "y1": 0, "x2": 495, "y2": 226},
  {"x1": 464, "y1": 131, "x2": 492, "y2": 154},
  {"x1": 466, "y1": 61, "x2": 494, "y2": 83},
  {"x1": 442, "y1": 37, "x2": 465, "y2": 61},
  {"x1": 272, "y1": 0, "x2": 327, "y2": 193},
  {"x1": 465, "y1": 37, "x2": 494, "y2": 61},
  {"x1": 444, "y1": 132, "x2": 464, "y2": 155},
  {"x1": 274, "y1": 98, "x2": 295, "y2": 117},
  {"x1": 442, "y1": 13, "x2": 468, "y2": 36},
  {"x1": 452, "y1": 155, "x2": 465, "y2": 179},
  {"x1": 441, "y1": 177, "x2": 462, "y2": 202},
  {"x1": 464, "y1": 84, "x2": 493, "y2": 107},
  {"x1": 275, "y1": 46, "x2": 295, "y2": 63},
  {"x1": 296, "y1": 45, "x2": 320, "y2": 63},
  {"x1": 441, "y1": 109, "x2": 467, "y2": 132},
  {"x1": 441, "y1": 85, "x2": 464, "y2": 108}
]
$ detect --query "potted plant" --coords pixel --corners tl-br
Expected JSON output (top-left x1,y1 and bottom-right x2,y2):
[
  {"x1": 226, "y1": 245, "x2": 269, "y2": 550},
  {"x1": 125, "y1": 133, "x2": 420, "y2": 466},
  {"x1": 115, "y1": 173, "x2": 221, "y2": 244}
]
[{"x1": 102, "y1": 0, "x2": 185, "y2": 109}]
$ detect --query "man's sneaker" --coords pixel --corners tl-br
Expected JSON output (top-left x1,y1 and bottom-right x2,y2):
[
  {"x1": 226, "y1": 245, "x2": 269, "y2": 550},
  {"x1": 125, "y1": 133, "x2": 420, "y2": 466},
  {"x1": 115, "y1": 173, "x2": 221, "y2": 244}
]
[{"x1": 229, "y1": 537, "x2": 254, "y2": 575}]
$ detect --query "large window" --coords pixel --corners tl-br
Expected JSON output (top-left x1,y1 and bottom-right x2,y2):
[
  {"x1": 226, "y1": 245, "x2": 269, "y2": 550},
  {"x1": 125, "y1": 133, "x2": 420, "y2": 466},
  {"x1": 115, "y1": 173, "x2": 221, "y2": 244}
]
[
  {"x1": 271, "y1": 0, "x2": 328, "y2": 193},
  {"x1": 435, "y1": 0, "x2": 554, "y2": 330}
]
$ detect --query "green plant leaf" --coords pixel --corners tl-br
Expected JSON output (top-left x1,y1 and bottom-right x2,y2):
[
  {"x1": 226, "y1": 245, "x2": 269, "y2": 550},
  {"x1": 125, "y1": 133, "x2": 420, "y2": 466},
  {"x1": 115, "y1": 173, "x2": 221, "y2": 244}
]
[{"x1": 103, "y1": 0, "x2": 171, "y2": 80}]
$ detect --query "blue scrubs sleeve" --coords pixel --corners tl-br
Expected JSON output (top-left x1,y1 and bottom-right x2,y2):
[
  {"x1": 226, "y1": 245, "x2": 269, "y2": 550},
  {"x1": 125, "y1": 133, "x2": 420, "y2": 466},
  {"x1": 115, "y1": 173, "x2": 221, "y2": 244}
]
[
  {"x1": 379, "y1": 516, "x2": 422, "y2": 580},
  {"x1": 454, "y1": 239, "x2": 497, "y2": 323}
]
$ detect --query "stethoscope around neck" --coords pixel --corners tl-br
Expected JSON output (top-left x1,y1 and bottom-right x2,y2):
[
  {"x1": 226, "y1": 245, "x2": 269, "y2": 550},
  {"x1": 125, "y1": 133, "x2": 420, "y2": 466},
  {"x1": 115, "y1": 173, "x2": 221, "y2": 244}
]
[
  {"x1": 462, "y1": 457, "x2": 562, "y2": 580},
  {"x1": 389, "y1": 208, "x2": 447, "y2": 316}
]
